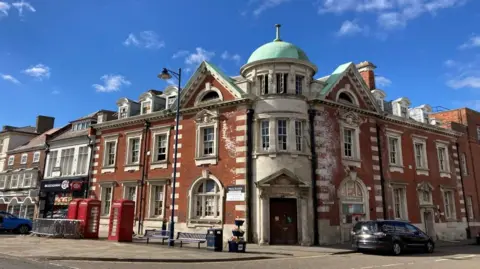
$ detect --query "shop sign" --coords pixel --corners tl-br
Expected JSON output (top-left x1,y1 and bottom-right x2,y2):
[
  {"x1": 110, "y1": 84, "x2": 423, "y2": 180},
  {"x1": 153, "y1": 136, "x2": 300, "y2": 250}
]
[
  {"x1": 226, "y1": 186, "x2": 245, "y2": 201},
  {"x1": 70, "y1": 181, "x2": 83, "y2": 191}
]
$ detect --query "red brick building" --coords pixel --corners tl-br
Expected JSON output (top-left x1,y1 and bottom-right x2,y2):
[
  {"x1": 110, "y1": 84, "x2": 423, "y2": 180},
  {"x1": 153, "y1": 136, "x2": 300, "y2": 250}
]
[{"x1": 91, "y1": 25, "x2": 474, "y2": 245}]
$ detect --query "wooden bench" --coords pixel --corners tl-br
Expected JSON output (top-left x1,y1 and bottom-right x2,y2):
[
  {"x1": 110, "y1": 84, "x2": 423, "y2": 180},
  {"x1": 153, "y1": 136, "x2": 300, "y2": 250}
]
[
  {"x1": 139, "y1": 229, "x2": 170, "y2": 244},
  {"x1": 175, "y1": 232, "x2": 207, "y2": 248}
]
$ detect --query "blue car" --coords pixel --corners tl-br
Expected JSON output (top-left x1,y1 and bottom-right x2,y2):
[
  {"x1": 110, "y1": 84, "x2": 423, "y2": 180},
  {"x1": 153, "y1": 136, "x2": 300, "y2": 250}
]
[{"x1": 0, "y1": 211, "x2": 32, "y2": 234}]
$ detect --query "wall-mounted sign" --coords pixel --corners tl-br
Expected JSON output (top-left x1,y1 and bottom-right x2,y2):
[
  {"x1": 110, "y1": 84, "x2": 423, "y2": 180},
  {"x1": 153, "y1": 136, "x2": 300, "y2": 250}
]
[
  {"x1": 226, "y1": 186, "x2": 245, "y2": 201},
  {"x1": 70, "y1": 181, "x2": 83, "y2": 191}
]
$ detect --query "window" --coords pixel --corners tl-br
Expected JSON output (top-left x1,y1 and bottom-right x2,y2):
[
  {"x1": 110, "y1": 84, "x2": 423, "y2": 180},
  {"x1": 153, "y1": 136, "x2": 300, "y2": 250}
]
[
  {"x1": 477, "y1": 126, "x2": 480, "y2": 142},
  {"x1": 295, "y1": 75, "x2": 303, "y2": 95},
  {"x1": 437, "y1": 147, "x2": 448, "y2": 172},
  {"x1": 10, "y1": 174, "x2": 19, "y2": 189},
  {"x1": 200, "y1": 91, "x2": 220, "y2": 102},
  {"x1": 338, "y1": 92, "x2": 354, "y2": 104},
  {"x1": 101, "y1": 186, "x2": 113, "y2": 216},
  {"x1": 7, "y1": 156, "x2": 14, "y2": 166},
  {"x1": 73, "y1": 122, "x2": 90, "y2": 131},
  {"x1": 20, "y1": 154, "x2": 27, "y2": 164},
  {"x1": 466, "y1": 196, "x2": 474, "y2": 220},
  {"x1": 413, "y1": 141, "x2": 427, "y2": 169},
  {"x1": 192, "y1": 179, "x2": 221, "y2": 220},
  {"x1": 127, "y1": 137, "x2": 141, "y2": 164},
  {"x1": 104, "y1": 141, "x2": 117, "y2": 167},
  {"x1": 32, "y1": 151, "x2": 40, "y2": 163},
  {"x1": 443, "y1": 190, "x2": 455, "y2": 220},
  {"x1": 260, "y1": 120, "x2": 270, "y2": 151},
  {"x1": 60, "y1": 148, "x2": 75, "y2": 176},
  {"x1": 343, "y1": 128, "x2": 355, "y2": 158},
  {"x1": 276, "y1": 73, "x2": 288, "y2": 93},
  {"x1": 0, "y1": 139, "x2": 3, "y2": 152},
  {"x1": 167, "y1": 96, "x2": 177, "y2": 107},
  {"x1": 202, "y1": 127, "x2": 215, "y2": 156},
  {"x1": 154, "y1": 134, "x2": 167, "y2": 162},
  {"x1": 461, "y1": 153, "x2": 468, "y2": 175},
  {"x1": 340, "y1": 180, "x2": 365, "y2": 217},
  {"x1": 277, "y1": 119, "x2": 287, "y2": 151},
  {"x1": 295, "y1": 121, "x2": 303, "y2": 152},
  {"x1": 119, "y1": 106, "x2": 128, "y2": 119},
  {"x1": 76, "y1": 146, "x2": 89, "y2": 175},
  {"x1": 22, "y1": 173, "x2": 33, "y2": 188},
  {"x1": 46, "y1": 151, "x2": 58, "y2": 177},
  {"x1": 0, "y1": 175, "x2": 7, "y2": 189},
  {"x1": 388, "y1": 137, "x2": 401, "y2": 165},
  {"x1": 376, "y1": 99, "x2": 384, "y2": 110},
  {"x1": 393, "y1": 187, "x2": 407, "y2": 220},
  {"x1": 149, "y1": 184, "x2": 164, "y2": 218},
  {"x1": 141, "y1": 101, "x2": 151, "y2": 114},
  {"x1": 400, "y1": 107, "x2": 408, "y2": 118},
  {"x1": 123, "y1": 185, "x2": 137, "y2": 201},
  {"x1": 258, "y1": 74, "x2": 269, "y2": 94}
]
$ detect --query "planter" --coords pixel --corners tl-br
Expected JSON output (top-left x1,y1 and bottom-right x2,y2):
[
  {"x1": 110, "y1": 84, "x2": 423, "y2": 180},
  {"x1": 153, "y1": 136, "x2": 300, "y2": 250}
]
[
  {"x1": 228, "y1": 240, "x2": 246, "y2": 253},
  {"x1": 234, "y1": 219, "x2": 245, "y2": 226},
  {"x1": 232, "y1": 230, "x2": 245, "y2": 237}
]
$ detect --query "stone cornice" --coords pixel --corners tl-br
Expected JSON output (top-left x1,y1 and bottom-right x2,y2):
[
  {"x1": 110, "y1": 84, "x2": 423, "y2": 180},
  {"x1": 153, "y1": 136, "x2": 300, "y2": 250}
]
[
  {"x1": 310, "y1": 99, "x2": 462, "y2": 138},
  {"x1": 93, "y1": 98, "x2": 251, "y2": 131}
]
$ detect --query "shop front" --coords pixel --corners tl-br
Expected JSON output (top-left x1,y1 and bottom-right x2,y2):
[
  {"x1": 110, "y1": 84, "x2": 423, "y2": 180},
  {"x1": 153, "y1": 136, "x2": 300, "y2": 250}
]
[{"x1": 39, "y1": 177, "x2": 87, "y2": 218}]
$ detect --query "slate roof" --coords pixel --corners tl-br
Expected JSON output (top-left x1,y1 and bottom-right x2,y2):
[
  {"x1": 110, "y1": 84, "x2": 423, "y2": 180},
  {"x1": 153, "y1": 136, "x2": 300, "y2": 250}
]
[{"x1": 9, "y1": 128, "x2": 59, "y2": 153}]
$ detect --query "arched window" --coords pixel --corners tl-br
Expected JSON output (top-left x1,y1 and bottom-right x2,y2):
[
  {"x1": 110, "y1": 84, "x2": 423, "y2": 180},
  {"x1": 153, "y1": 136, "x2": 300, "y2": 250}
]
[
  {"x1": 339, "y1": 180, "x2": 365, "y2": 215},
  {"x1": 200, "y1": 91, "x2": 220, "y2": 102},
  {"x1": 21, "y1": 198, "x2": 35, "y2": 219},
  {"x1": 192, "y1": 179, "x2": 222, "y2": 219},
  {"x1": 338, "y1": 92, "x2": 354, "y2": 104},
  {"x1": 7, "y1": 198, "x2": 21, "y2": 216}
]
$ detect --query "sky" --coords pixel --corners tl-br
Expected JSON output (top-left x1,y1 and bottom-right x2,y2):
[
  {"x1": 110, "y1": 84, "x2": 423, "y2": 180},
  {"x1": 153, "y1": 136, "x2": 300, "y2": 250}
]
[{"x1": 1, "y1": 0, "x2": 480, "y2": 127}]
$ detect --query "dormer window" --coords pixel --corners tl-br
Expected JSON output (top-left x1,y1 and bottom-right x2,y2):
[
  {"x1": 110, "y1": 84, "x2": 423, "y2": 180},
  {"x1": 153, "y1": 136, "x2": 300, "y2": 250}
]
[
  {"x1": 200, "y1": 91, "x2": 220, "y2": 102},
  {"x1": 141, "y1": 101, "x2": 151, "y2": 114},
  {"x1": 72, "y1": 121, "x2": 91, "y2": 131},
  {"x1": 167, "y1": 96, "x2": 177, "y2": 107},
  {"x1": 276, "y1": 73, "x2": 288, "y2": 94},
  {"x1": 392, "y1": 97, "x2": 411, "y2": 118},
  {"x1": 371, "y1": 89, "x2": 386, "y2": 111},
  {"x1": 400, "y1": 107, "x2": 408, "y2": 118},
  {"x1": 258, "y1": 74, "x2": 269, "y2": 95},
  {"x1": 119, "y1": 106, "x2": 128, "y2": 119}
]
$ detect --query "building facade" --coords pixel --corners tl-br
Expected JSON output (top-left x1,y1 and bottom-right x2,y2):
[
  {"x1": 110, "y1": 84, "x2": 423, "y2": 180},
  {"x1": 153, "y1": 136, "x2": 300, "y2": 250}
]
[{"x1": 91, "y1": 25, "x2": 472, "y2": 245}]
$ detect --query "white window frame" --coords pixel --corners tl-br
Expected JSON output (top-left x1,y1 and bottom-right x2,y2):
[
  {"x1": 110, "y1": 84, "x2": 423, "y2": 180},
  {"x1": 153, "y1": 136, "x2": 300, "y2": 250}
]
[
  {"x1": 32, "y1": 151, "x2": 40, "y2": 163},
  {"x1": 442, "y1": 189, "x2": 456, "y2": 221},
  {"x1": 45, "y1": 150, "x2": 58, "y2": 178},
  {"x1": 340, "y1": 122, "x2": 360, "y2": 165},
  {"x1": 22, "y1": 172, "x2": 33, "y2": 188},
  {"x1": 0, "y1": 175, "x2": 7, "y2": 189},
  {"x1": 188, "y1": 175, "x2": 224, "y2": 224},
  {"x1": 7, "y1": 156, "x2": 14, "y2": 166},
  {"x1": 259, "y1": 119, "x2": 270, "y2": 152},
  {"x1": 466, "y1": 196, "x2": 474, "y2": 220},
  {"x1": 147, "y1": 181, "x2": 166, "y2": 219},
  {"x1": 386, "y1": 130, "x2": 404, "y2": 172},
  {"x1": 461, "y1": 153, "x2": 468, "y2": 175},
  {"x1": 118, "y1": 105, "x2": 129, "y2": 119},
  {"x1": 124, "y1": 131, "x2": 142, "y2": 171},
  {"x1": 436, "y1": 141, "x2": 451, "y2": 178},
  {"x1": 20, "y1": 154, "x2": 28, "y2": 164},
  {"x1": 194, "y1": 110, "x2": 219, "y2": 166},
  {"x1": 150, "y1": 126, "x2": 170, "y2": 169},
  {"x1": 141, "y1": 100, "x2": 152, "y2": 115},
  {"x1": 100, "y1": 184, "x2": 114, "y2": 216},
  {"x1": 336, "y1": 87, "x2": 359, "y2": 106},
  {"x1": 10, "y1": 174, "x2": 19, "y2": 189},
  {"x1": 76, "y1": 146, "x2": 90, "y2": 176},
  {"x1": 294, "y1": 120, "x2": 304, "y2": 152},
  {"x1": 413, "y1": 137, "x2": 429, "y2": 175},
  {"x1": 276, "y1": 119, "x2": 288, "y2": 151},
  {"x1": 295, "y1": 75, "x2": 304, "y2": 95},
  {"x1": 59, "y1": 147, "x2": 75, "y2": 176},
  {"x1": 0, "y1": 138, "x2": 3, "y2": 152},
  {"x1": 102, "y1": 135, "x2": 118, "y2": 173},
  {"x1": 392, "y1": 186, "x2": 408, "y2": 220}
]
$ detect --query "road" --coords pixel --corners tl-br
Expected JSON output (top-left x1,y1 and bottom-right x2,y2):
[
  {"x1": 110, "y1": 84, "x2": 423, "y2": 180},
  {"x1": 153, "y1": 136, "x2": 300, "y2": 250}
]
[{"x1": 0, "y1": 245, "x2": 479, "y2": 269}]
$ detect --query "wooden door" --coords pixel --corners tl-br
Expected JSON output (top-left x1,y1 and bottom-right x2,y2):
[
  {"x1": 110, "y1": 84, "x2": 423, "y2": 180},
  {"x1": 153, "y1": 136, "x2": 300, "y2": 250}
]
[{"x1": 269, "y1": 198, "x2": 298, "y2": 245}]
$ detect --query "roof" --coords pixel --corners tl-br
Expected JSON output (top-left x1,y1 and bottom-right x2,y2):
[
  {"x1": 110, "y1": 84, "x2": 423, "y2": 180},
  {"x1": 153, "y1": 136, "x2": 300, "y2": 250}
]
[
  {"x1": 247, "y1": 40, "x2": 310, "y2": 64},
  {"x1": 0, "y1": 125, "x2": 37, "y2": 135},
  {"x1": 9, "y1": 128, "x2": 59, "y2": 152},
  {"x1": 319, "y1": 62, "x2": 353, "y2": 97}
]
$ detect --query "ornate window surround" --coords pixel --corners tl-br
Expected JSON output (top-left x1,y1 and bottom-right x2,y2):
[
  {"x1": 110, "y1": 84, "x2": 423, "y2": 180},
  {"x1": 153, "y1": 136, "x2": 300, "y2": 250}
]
[
  {"x1": 339, "y1": 111, "x2": 362, "y2": 168},
  {"x1": 435, "y1": 140, "x2": 451, "y2": 178},
  {"x1": 101, "y1": 134, "x2": 119, "y2": 174},
  {"x1": 412, "y1": 135, "x2": 429, "y2": 176},
  {"x1": 150, "y1": 125, "x2": 171, "y2": 170},
  {"x1": 336, "y1": 85, "x2": 360, "y2": 106},
  {"x1": 194, "y1": 109, "x2": 219, "y2": 166},
  {"x1": 386, "y1": 128, "x2": 404, "y2": 173},
  {"x1": 417, "y1": 181, "x2": 434, "y2": 206},
  {"x1": 194, "y1": 82, "x2": 224, "y2": 106},
  {"x1": 187, "y1": 172, "x2": 224, "y2": 227},
  {"x1": 124, "y1": 130, "x2": 143, "y2": 171}
]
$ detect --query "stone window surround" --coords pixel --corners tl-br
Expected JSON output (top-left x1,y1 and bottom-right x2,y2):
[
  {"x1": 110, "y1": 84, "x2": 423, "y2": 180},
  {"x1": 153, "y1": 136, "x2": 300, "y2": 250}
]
[
  {"x1": 386, "y1": 128, "x2": 404, "y2": 173},
  {"x1": 412, "y1": 135, "x2": 429, "y2": 176},
  {"x1": 20, "y1": 153, "x2": 28, "y2": 164},
  {"x1": 440, "y1": 186, "x2": 456, "y2": 221},
  {"x1": 194, "y1": 110, "x2": 219, "y2": 166},
  {"x1": 118, "y1": 105, "x2": 130, "y2": 119},
  {"x1": 193, "y1": 83, "x2": 224, "y2": 106},
  {"x1": 253, "y1": 113, "x2": 309, "y2": 158},
  {"x1": 150, "y1": 126, "x2": 171, "y2": 170},
  {"x1": 435, "y1": 140, "x2": 451, "y2": 178},
  {"x1": 140, "y1": 99, "x2": 152, "y2": 115},
  {"x1": 187, "y1": 174, "x2": 224, "y2": 228},
  {"x1": 390, "y1": 182, "x2": 409, "y2": 221},
  {"x1": 254, "y1": 67, "x2": 309, "y2": 96},
  {"x1": 339, "y1": 120, "x2": 361, "y2": 168},
  {"x1": 146, "y1": 179, "x2": 168, "y2": 220},
  {"x1": 101, "y1": 134, "x2": 119, "y2": 174},
  {"x1": 99, "y1": 181, "x2": 116, "y2": 217},
  {"x1": 0, "y1": 174, "x2": 7, "y2": 189},
  {"x1": 7, "y1": 155, "x2": 14, "y2": 166},
  {"x1": 32, "y1": 151, "x2": 40, "y2": 163},
  {"x1": 335, "y1": 85, "x2": 360, "y2": 106},
  {"x1": 121, "y1": 180, "x2": 139, "y2": 214},
  {"x1": 124, "y1": 130, "x2": 143, "y2": 172},
  {"x1": 417, "y1": 182, "x2": 434, "y2": 206}
]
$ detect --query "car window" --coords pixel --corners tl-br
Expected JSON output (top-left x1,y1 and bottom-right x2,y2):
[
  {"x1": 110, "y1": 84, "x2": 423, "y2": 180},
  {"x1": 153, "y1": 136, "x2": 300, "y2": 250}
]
[
  {"x1": 405, "y1": 223, "x2": 419, "y2": 233},
  {"x1": 378, "y1": 222, "x2": 395, "y2": 233},
  {"x1": 0, "y1": 213, "x2": 12, "y2": 219},
  {"x1": 393, "y1": 222, "x2": 409, "y2": 233}
]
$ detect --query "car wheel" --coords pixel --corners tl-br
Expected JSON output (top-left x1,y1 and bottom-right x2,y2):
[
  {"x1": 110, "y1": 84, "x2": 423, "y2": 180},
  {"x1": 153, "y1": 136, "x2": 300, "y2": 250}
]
[
  {"x1": 16, "y1": 225, "x2": 30, "y2": 235},
  {"x1": 392, "y1": 242, "x2": 402, "y2": 256},
  {"x1": 425, "y1": 241, "x2": 434, "y2": 253}
]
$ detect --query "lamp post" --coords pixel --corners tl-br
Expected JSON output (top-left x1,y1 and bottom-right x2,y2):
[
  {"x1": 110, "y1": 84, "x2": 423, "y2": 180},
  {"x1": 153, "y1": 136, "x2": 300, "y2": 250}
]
[{"x1": 158, "y1": 67, "x2": 181, "y2": 247}]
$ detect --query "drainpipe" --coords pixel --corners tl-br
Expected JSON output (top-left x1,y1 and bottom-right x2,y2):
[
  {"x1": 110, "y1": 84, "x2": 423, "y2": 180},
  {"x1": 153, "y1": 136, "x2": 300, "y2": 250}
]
[
  {"x1": 308, "y1": 109, "x2": 319, "y2": 245},
  {"x1": 375, "y1": 123, "x2": 388, "y2": 220},
  {"x1": 40, "y1": 135, "x2": 51, "y2": 218},
  {"x1": 245, "y1": 108, "x2": 254, "y2": 243},
  {"x1": 137, "y1": 120, "x2": 151, "y2": 235},
  {"x1": 85, "y1": 129, "x2": 95, "y2": 199},
  {"x1": 456, "y1": 142, "x2": 471, "y2": 238}
]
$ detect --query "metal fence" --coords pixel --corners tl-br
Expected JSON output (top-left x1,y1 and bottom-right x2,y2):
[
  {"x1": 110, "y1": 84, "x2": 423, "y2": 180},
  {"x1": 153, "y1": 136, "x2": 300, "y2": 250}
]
[{"x1": 31, "y1": 218, "x2": 84, "y2": 239}]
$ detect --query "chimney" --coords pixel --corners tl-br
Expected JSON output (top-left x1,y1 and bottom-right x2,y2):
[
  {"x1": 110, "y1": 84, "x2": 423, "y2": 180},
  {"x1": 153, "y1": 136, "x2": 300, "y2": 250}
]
[
  {"x1": 36, "y1": 115, "x2": 55, "y2": 134},
  {"x1": 357, "y1": 61, "x2": 377, "y2": 90}
]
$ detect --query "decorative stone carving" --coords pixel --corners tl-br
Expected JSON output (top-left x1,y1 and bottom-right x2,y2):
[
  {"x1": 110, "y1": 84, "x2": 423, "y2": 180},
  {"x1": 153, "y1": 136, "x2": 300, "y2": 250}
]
[
  {"x1": 339, "y1": 110, "x2": 362, "y2": 126},
  {"x1": 194, "y1": 109, "x2": 219, "y2": 124}
]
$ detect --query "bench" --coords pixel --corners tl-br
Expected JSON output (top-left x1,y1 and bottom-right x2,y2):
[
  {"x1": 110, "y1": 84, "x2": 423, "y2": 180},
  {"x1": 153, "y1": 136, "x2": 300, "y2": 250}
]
[
  {"x1": 140, "y1": 229, "x2": 170, "y2": 245},
  {"x1": 175, "y1": 232, "x2": 207, "y2": 248}
]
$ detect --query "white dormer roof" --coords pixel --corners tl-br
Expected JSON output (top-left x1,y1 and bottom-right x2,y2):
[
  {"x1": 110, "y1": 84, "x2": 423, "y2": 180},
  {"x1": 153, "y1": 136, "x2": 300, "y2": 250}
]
[
  {"x1": 393, "y1": 97, "x2": 411, "y2": 107},
  {"x1": 371, "y1": 89, "x2": 386, "y2": 99},
  {"x1": 416, "y1": 104, "x2": 432, "y2": 113},
  {"x1": 163, "y1": 85, "x2": 179, "y2": 96},
  {"x1": 116, "y1": 97, "x2": 137, "y2": 107}
]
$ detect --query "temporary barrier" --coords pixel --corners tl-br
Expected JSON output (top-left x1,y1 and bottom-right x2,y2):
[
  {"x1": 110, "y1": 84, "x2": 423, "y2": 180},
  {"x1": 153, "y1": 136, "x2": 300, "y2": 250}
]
[{"x1": 31, "y1": 218, "x2": 83, "y2": 238}]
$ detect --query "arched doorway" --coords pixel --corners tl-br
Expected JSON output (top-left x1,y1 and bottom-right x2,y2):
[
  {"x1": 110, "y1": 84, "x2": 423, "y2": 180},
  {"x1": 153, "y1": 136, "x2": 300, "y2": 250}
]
[{"x1": 338, "y1": 177, "x2": 369, "y2": 242}]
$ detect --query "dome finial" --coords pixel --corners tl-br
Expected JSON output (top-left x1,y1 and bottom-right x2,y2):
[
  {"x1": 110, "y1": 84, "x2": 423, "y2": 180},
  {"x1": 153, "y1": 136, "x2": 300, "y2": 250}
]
[{"x1": 274, "y1": 24, "x2": 282, "y2": 41}]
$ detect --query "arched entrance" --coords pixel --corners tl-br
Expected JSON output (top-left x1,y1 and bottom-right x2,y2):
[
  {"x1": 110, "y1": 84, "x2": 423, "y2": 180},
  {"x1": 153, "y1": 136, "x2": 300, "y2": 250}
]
[{"x1": 338, "y1": 175, "x2": 369, "y2": 243}]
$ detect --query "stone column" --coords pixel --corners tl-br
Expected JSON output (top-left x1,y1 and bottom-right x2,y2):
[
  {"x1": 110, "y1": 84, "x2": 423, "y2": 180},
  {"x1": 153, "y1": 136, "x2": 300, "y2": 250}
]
[
  {"x1": 301, "y1": 197, "x2": 310, "y2": 245},
  {"x1": 260, "y1": 194, "x2": 270, "y2": 244}
]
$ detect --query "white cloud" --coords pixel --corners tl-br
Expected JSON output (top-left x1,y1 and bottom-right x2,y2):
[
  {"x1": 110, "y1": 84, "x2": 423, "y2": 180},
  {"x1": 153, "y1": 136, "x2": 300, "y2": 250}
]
[
  {"x1": 252, "y1": 0, "x2": 290, "y2": 16},
  {"x1": 172, "y1": 50, "x2": 189, "y2": 59},
  {"x1": 444, "y1": 55, "x2": 480, "y2": 89},
  {"x1": 0, "y1": 2, "x2": 10, "y2": 16},
  {"x1": 93, "y1": 74, "x2": 131, "y2": 93},
  {"x1": 375, "y1": 75, "x2": 392, "y2": 87},
  {"x1": 185, "y1": 48, "x2": 215, "y2": 65},
  {"x1": 23, "y1": 64, "x2": 50, "y2": 80},
  {"x1": 123, "y1": 31, "x2": 165, "y2": 49},
  {"x1": 337, "y1": 20, "x2": 367, "y2": 36},
  {"x1": 12, "y1": 0, "x2": 35, "y2": 16},
  {"x1": 447, "y1": 76, "x2": 480, "y2": 89},
  {"x1": 1, "y1": 73, "x2": 20, "y2": 84},
  {"x1": 221, "y1": 51, "x2": 242, "y2": 64},
  {"x1": 453, "y1": 99, "x2": 480, "y2": 110},
  {"x1": 459, "y1": 35, "x2": 480, "y2": 50},
  {"x1": 444, "y1": 59, "x2": 456, "y2": 67}
]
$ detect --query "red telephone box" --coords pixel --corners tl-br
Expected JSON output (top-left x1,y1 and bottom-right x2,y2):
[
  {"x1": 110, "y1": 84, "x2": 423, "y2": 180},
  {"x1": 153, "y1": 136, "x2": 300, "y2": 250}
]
[
  {"x1": 108, "y1": 199, "x2": 135, "y2": 242},
  {"x1": 77, "y1": 198, "x2": 101, "y2": 239},
  {"x1": 67, "y1": 199, "x2": 83, "y2": 219}
]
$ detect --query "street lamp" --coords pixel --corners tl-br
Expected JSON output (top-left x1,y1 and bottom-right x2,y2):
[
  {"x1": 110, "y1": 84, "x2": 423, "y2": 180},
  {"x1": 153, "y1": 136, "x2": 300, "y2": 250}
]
[{"x1": 158, "y1": 67, "x2": 181, "y2": 247}]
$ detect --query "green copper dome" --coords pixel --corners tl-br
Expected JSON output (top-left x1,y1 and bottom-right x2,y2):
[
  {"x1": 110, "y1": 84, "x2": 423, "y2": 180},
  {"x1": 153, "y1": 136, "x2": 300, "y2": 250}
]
[{"x1": 247, "y1": 24, "x2": 310, "y2": 64}]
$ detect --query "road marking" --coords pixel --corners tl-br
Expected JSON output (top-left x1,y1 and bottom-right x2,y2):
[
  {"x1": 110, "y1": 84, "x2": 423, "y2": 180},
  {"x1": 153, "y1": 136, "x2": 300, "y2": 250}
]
[
  {"x1": 451, "y1": 255, "x2": 476, "y2": 260},
  {"x1": 381, "y1": 263, "x2": 403, "y2": 267},
  {"x1": 49, "y1": 262, "x2": 80, "y2": 269},
  {"x1": 435, "y1": 258, "x2": 449, "y2": 262}
]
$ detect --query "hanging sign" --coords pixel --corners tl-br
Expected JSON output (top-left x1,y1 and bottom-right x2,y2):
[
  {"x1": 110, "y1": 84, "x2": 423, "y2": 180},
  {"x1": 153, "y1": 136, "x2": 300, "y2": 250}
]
[{"x1": 226, "y1": 186, "x2": 246, "y2": 201}]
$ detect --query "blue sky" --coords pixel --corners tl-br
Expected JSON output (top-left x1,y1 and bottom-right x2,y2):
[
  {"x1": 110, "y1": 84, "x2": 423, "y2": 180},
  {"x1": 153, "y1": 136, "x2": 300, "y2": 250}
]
[{"x1": 1, "y1": 0, "x2": 480, "y2": 127}]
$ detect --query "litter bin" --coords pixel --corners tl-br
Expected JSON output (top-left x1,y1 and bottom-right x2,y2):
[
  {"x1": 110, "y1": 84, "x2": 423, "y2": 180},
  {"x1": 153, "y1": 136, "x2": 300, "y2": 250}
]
[{"x1": 206, "y1": 228, "x2": 223, "y2": 252}]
